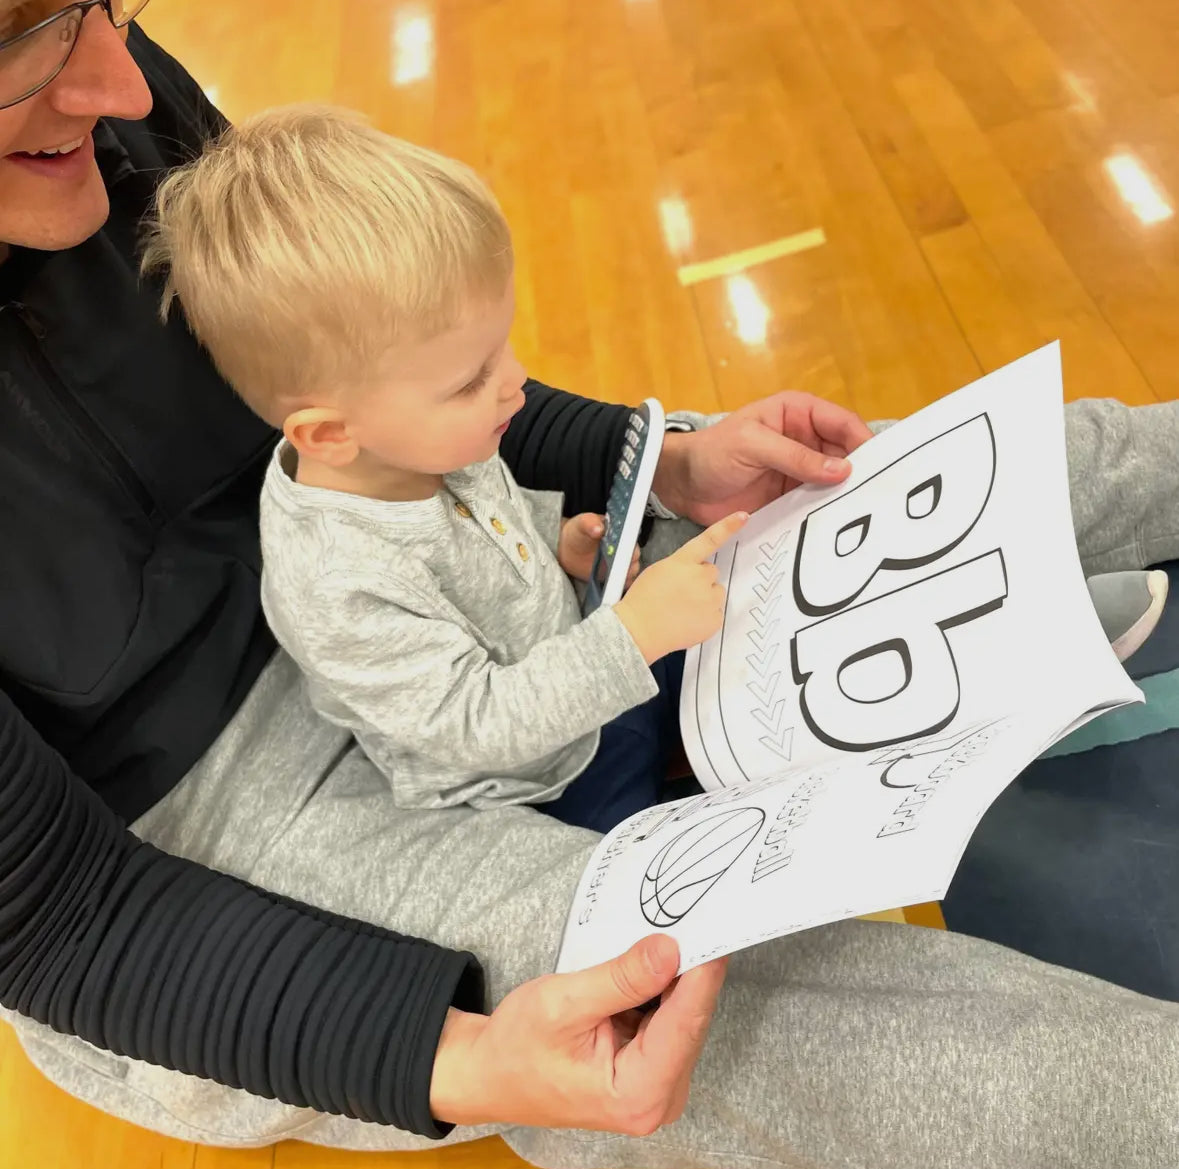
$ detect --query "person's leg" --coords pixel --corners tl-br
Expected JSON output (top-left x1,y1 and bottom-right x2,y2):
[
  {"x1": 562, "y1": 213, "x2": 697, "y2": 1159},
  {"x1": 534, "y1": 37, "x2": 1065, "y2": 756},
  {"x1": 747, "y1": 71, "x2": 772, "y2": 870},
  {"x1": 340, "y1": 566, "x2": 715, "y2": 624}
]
[
  {"x1": 544, "y1": 653, "x2": 686, "y2": 832},
  {"x1": 869, "y1": 399, "x2": 1178, "y2": 657},
  {"x1": 13, "y1": 653, "x2": 1179, "y2": 1166},
  {"x1": 1062, "y1": 398, "x2": 1179, "y2": 573}
]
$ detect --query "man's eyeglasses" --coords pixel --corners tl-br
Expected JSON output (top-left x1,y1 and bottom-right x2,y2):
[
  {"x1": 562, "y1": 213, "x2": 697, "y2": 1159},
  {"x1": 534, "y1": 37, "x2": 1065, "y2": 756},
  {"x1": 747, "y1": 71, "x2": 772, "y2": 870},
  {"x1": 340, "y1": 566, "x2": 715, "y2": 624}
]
[{"x1": 0, "y1": 0, "x2": 152, "y2": 111}]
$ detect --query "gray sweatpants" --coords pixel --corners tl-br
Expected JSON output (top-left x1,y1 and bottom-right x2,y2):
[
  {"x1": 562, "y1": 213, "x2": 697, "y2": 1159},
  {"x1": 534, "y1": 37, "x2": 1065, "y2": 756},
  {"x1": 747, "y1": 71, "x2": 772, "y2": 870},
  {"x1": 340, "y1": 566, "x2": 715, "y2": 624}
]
[{"x1": 10, "y1": 398, "x2": 1179, "y2": 1168}]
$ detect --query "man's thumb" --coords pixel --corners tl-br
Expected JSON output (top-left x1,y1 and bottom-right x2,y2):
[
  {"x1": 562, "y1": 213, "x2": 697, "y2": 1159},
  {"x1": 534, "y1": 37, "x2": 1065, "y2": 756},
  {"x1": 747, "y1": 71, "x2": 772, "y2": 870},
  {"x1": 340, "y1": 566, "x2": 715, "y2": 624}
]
[{"x1": 565, "y1": 935, "x2": 680, "y2": 1022}]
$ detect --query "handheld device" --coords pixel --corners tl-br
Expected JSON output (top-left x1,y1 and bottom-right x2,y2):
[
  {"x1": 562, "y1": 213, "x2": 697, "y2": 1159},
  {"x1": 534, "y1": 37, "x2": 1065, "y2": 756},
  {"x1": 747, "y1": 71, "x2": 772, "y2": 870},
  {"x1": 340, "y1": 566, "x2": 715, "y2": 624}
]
[{"x1": 582, "y1": 397, "x2": 666, "y2": 616}]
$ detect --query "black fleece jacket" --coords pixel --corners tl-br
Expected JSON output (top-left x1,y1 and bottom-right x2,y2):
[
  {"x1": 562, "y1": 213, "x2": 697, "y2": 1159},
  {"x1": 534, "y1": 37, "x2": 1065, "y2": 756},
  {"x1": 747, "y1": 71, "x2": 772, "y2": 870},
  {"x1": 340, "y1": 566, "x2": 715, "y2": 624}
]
[{"x1": 0, "y1": 26, "x2": 631, "y2": 1136}]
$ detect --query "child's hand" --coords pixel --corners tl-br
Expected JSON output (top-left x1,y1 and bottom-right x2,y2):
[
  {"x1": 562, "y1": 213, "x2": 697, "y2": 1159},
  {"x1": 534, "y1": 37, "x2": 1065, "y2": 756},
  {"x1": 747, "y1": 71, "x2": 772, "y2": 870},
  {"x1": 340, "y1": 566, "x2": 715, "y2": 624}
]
[
  {"x1": 558, "y1": 513, "x2": 607, "y2": 582},
  {"x1": 559, "y1": 515, "x2": 641, "y2": 586},
  {"x1": 614, "y1": 512, "x2": 749, "y2": 663},
  {"x1": 624, "y1": 547, "x2": 641, "y2": 590}
]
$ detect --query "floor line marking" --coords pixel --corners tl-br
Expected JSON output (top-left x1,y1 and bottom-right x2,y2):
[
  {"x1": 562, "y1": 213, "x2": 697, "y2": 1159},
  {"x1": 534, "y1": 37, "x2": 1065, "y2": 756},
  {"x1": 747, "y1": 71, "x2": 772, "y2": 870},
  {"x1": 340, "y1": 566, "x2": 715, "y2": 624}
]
[{"x1": 676, "y1": 227, "x2": 828, "y2": 286}]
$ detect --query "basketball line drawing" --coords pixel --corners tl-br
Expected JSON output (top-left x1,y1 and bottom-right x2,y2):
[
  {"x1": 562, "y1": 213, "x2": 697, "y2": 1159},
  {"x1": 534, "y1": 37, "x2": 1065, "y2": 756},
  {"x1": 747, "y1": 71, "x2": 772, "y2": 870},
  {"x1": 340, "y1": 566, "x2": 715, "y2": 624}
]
[
  {"x1": 639, "y1": 807, "x2": 766, "y2": 927},
  {"x1": 631, "y1": 773, "x2": 790, "y2": 846}
]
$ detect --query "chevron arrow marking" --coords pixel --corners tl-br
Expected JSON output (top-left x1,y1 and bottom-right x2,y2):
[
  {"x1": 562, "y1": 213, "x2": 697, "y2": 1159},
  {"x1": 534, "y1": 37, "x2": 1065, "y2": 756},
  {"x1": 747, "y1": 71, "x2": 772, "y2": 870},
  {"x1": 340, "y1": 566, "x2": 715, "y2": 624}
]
[
  {"x1": 750, "y1": 596, "x2": 782, "y2": 625},
  {"x1": 746, "y1": 672, "x2": 781, "y2": 706},
  {"x1": 759, "y1": 532, "x2": 790, "y2": 559},
  {"x1": 747, "y1": 620, "x2": 780, "y2": 651},
  {"x1": 751, "y1": 699, "x2": 786, "y2": 734},
  {"x1": 760, "y1": 726, "x2": 794, "y2": 761},
  {"x1": 745, "y1": 645, "x2": 780, "y2": 678},
  {"x1": 752, "y1": 572, "x2": 785, "y2": 603}
]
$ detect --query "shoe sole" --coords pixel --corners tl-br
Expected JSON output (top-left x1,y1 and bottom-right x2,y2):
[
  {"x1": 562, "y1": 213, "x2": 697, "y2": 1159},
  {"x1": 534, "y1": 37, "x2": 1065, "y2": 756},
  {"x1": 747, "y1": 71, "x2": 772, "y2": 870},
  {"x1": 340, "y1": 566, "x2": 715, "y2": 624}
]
[{"x1": 1111, "y1": 570, "x2": 1171, "y2": 664}]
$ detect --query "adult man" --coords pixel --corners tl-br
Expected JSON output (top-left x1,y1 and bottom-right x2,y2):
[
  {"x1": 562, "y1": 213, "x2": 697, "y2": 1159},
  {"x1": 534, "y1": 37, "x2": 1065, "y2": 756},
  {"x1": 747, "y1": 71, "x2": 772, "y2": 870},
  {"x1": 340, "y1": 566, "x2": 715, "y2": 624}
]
[{"x1": 3, "y1": 5, "x2": 1179, "y2": 1166}]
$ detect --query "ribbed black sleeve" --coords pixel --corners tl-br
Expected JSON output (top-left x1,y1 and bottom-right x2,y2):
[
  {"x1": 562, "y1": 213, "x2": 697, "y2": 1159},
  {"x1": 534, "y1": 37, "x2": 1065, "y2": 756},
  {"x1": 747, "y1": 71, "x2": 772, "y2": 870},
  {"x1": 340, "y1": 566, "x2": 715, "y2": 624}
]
[
  {"x1": 501, "y1": 380, "x2": 633, "y2": 517},
  {"x1": 0, "y1": 690, "x2": 484, "y2": 1135}
]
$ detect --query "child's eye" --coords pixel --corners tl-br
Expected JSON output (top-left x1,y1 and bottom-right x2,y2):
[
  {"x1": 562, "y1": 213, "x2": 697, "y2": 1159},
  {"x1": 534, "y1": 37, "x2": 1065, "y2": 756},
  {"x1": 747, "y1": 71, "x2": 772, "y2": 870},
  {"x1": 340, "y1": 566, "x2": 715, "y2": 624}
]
[{"x1": 456, "y1": 370, "x2": 490, "y2": 397}]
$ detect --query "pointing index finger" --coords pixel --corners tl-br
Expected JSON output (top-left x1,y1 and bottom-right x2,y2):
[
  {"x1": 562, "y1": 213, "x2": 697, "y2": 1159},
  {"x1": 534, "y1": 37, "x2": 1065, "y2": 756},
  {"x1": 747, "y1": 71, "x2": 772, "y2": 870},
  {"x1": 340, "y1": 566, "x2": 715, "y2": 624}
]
[{"x1": 673, "y1": 512, "x2": 749, "y2": 563}]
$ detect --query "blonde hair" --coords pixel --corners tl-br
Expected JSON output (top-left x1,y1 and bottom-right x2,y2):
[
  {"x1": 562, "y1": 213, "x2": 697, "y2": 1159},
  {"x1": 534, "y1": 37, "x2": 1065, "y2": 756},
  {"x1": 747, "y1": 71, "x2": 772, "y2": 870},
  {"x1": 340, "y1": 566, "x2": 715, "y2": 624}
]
[{"x1": 141, "y1": 104, "x2": 513, "y2": 424}]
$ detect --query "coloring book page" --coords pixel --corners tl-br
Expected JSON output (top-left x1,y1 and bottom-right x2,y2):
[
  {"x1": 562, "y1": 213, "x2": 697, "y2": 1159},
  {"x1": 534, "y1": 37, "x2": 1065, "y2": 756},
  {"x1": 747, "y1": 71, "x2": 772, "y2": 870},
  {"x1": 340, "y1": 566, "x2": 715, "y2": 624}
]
[
  {"x1": 680, "y1": 342, "x2": 1135, "y2": 790},
  {"x1": 556, "y1": 344, "x2": 1143, "y2": 975}
]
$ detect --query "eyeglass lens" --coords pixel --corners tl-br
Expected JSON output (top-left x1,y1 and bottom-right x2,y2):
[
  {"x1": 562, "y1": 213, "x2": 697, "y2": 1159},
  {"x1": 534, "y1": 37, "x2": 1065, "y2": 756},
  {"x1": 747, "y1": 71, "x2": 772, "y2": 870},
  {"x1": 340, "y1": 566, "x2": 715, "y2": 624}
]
[{"x1": 0, "y1": 0, "x2": 151, "y2": 109}]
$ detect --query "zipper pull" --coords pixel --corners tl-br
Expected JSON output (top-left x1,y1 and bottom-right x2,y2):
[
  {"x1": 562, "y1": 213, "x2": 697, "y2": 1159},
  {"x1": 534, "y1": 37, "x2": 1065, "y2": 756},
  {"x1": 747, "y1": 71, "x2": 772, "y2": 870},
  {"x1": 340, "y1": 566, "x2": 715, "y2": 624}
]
[
  {"x1": 13, "y1": 302, "x2": 47, "y2": 341},
  {"x1": 4, "y1": 300, "x2": 47, "y2": 340}
]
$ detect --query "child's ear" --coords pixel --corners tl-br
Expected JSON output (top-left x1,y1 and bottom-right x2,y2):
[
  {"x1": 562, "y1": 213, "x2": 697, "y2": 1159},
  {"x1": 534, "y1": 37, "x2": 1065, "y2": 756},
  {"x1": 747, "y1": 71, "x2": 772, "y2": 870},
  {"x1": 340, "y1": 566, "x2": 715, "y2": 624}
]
[{"x1": 284, "y1": 407, "x2": 359, "y2": 466}]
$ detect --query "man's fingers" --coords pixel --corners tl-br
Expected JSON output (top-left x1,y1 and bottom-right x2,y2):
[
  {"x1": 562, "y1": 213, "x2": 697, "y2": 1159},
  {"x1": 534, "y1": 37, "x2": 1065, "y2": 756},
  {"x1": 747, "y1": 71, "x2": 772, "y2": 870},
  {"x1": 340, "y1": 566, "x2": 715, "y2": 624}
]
[
  {"x1": 614, "y1": 1008, "x2": 645, "y2": 1044},
  {"x1": 553, "y1": 934, "x2": 681, "y2": 1029},
  {"x1": 672, "y1": 512, "x2": 749, "y2": 563},
  {"x1": 807, "y1": 396, "x2": 873, "y2": 453},
  {"x1": 622, "y1": 957, "x2": 728, "y2": 1105},
  {"x1": 628, "y1": 1004, "x2": 693, "y2": 1129},
  {"x1": 743, "y1": 421, "x2": 851, "y2": 484},
  {"x1": 664, "y1": 963, "x2": 729, "y2": 1118},
  {"x1": 626, "y1": 549, "x2": 641, "y2": 588}
]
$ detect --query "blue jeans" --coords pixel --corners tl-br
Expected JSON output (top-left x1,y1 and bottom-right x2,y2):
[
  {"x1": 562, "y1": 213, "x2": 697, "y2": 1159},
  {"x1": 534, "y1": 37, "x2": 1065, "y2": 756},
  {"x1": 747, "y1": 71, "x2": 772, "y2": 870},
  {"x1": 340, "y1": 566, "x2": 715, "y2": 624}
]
[{"x1": 543, "y1": 652, "x2": 697, "y2": 833}]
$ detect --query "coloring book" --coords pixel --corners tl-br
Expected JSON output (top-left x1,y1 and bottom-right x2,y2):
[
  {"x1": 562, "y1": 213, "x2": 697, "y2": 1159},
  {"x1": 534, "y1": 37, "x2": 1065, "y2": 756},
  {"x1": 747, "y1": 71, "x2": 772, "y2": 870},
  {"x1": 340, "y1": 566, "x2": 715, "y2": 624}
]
[{"x1": 557, "y1": 344, "x2": 1143, "y2": 974}]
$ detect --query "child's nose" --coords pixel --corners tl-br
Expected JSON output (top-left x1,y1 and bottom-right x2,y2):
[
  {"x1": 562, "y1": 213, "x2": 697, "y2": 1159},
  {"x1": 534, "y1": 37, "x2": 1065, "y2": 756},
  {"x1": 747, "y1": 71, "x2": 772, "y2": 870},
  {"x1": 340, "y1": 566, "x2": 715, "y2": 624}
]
[{"x1": 500, "y1": 353, "x2": 527, "y2": 399}]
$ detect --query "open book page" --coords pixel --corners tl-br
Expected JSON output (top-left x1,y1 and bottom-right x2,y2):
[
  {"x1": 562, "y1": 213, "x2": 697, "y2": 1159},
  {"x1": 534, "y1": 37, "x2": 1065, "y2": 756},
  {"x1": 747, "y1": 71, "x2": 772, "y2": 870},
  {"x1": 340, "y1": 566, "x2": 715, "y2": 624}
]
[
  {"x1": 555, "y1": 343, "x2": 1143, "y2": 975},
  {"x1": 680, "y1": 342, "x2": 1140, "y2": 792},
  {"x1": 555, "y1": 703, "x2": 1105, "y2": 975}
]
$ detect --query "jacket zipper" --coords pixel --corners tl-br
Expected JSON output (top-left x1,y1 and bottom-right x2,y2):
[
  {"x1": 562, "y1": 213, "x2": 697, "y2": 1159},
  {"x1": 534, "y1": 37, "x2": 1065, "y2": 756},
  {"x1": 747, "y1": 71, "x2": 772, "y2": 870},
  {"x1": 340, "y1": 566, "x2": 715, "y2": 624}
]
[{"x1": 6, "y1": 303, "x2": 159, "y2": 521}]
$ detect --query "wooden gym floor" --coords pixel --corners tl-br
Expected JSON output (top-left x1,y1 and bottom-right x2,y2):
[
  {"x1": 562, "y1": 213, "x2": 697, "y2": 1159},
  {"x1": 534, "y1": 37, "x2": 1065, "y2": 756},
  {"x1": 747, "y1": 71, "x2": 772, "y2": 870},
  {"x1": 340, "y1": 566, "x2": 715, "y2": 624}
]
[{"x1": 4, "y1": 0, "x2": 1179, "y2": 1164}]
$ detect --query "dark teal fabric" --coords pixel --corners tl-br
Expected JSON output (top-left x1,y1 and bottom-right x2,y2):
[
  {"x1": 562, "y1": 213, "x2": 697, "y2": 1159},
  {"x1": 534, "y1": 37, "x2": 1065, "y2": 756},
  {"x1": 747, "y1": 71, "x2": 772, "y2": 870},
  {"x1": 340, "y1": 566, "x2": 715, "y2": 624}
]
[{"x1": 945, "y1": 562, "x2": 1179, "y2": 1001}]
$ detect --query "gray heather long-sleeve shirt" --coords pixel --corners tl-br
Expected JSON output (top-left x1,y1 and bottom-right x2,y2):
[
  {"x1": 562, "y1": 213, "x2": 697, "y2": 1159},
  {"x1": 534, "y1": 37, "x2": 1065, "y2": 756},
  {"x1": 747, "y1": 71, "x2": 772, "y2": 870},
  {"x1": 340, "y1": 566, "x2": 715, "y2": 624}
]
[{"x1": 259, "y1": 442, "x2": 658, "y2": 809}]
